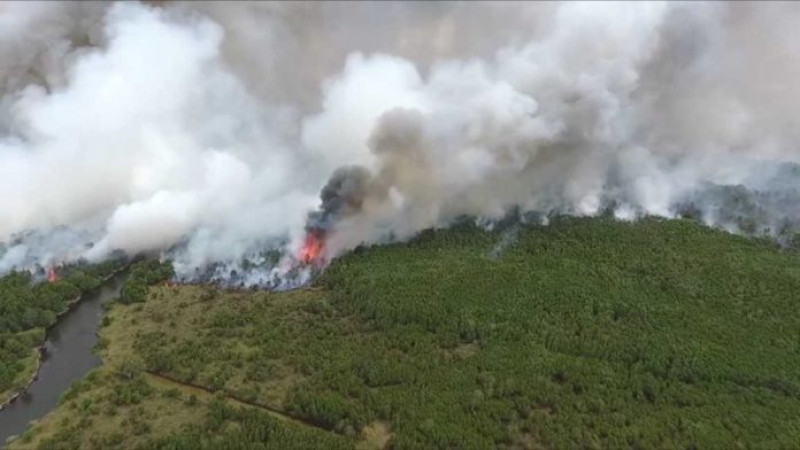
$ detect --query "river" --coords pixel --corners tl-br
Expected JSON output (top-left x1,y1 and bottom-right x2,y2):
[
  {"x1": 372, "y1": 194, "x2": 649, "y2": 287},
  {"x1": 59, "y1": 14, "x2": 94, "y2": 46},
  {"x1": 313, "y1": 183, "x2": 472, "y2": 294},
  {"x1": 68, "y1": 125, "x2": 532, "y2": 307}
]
[{"x1": 0, "y1": 273, "x2": 126, "y2": 446}]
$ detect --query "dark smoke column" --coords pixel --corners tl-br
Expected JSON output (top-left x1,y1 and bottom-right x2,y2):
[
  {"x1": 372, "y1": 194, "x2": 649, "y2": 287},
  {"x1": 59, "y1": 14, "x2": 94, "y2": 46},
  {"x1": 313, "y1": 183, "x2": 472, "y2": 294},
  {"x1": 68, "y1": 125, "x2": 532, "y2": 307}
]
[{"x1": 298, "y1": 165, "x2": 372, "y2": 266}]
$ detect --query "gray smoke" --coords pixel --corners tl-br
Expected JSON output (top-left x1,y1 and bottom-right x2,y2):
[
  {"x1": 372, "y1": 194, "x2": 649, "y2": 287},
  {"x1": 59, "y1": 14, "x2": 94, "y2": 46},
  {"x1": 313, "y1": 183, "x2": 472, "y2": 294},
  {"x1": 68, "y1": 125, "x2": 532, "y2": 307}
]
[{"x1": 1, "y1": 1, "x2": 799, "y2": 286}]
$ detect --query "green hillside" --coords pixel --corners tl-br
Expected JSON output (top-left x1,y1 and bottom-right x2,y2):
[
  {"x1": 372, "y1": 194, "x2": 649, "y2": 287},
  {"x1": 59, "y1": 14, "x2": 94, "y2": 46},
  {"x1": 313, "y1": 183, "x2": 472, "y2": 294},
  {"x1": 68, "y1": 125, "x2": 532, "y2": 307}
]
[{"x1": 9, "y1": 217, "x2": 800, "y2": 449}]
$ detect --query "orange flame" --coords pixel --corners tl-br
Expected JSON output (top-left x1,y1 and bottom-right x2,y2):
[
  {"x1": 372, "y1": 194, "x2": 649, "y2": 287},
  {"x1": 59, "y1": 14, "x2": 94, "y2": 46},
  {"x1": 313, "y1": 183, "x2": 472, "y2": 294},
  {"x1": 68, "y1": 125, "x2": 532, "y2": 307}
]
[
  {"x1": 299, "y1": 230, "x2": 325, "y2": 265},
  {"x1": 47, "y1": 267, "x2": 58, "y2": 283}
]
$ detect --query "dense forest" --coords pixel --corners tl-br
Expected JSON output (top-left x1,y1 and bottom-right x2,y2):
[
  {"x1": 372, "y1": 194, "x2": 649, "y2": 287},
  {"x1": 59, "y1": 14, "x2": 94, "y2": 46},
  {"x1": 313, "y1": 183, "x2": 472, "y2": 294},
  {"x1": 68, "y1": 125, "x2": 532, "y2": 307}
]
[
  {"x1": 0, "y1": 257, "x2": 128, "y2": 403},
  {"x1": 7, "y1": 217, "x2": 800, "y2": 448}
]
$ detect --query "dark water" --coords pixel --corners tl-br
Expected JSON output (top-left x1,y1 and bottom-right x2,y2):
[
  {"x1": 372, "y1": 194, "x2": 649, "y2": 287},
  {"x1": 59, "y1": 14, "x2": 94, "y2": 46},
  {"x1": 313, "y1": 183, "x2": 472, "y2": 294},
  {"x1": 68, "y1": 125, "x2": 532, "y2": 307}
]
[{"x1": 0, "y1": 274, "x2": 126, "y2": 446}]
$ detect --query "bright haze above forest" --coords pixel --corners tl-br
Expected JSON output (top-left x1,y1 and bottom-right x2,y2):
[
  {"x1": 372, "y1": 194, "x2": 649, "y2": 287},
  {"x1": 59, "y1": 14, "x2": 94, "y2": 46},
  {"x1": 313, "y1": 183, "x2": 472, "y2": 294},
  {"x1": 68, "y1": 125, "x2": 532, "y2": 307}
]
[{"x1": 1, "y1": 1, "x2": 799, "y2": 286}]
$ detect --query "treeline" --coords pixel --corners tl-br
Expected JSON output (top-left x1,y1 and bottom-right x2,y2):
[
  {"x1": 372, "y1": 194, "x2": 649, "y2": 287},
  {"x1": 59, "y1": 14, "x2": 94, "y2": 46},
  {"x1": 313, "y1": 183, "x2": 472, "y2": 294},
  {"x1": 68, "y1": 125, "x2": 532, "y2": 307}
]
[{"x1": 119, "y1": 260, "x2": 175, "y2": 305}]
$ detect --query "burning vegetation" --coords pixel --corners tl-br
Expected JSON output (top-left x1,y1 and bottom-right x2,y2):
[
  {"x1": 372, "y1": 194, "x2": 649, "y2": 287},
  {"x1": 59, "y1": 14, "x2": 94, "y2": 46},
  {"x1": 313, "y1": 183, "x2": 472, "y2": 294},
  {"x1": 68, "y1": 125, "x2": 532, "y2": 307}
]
[
  {"x1": 294, "y1": 165, "x2": 372, "y2": 270},
  {"x1": 298, "y1": 229, "x2": 326, "y2": 267},
  {"x1": 46, "y1": 266, "x2": 58, "y2": 283}
]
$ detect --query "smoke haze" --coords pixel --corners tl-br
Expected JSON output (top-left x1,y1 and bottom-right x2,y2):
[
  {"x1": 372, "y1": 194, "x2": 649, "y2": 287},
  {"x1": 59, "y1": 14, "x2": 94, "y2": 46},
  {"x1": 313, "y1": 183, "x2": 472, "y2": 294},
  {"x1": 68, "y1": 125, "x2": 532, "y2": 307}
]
[{"x1": 1, "y1": 1, "x2": 799, "y2": 285}]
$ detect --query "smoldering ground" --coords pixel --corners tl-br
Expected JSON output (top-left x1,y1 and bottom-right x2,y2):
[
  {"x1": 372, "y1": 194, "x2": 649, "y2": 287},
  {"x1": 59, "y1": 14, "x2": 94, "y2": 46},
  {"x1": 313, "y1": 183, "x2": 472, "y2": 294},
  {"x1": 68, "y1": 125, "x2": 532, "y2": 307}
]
[{"x1": 1, "y1": 1, "x2": 799, "y2": 286}]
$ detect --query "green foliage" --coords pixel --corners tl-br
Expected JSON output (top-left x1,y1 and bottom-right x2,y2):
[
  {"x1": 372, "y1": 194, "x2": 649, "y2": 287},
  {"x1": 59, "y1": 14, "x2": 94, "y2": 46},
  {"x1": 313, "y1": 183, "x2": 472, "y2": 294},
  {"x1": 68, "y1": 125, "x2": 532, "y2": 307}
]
[
  {"x1": 108, "y1": 375, "x2": 153, "y2": 406},
  {"x1": 135, "y1": 400, "x2": 353, "y2": 450},
  {"x1": 126, "y1": 217, "x2": 800, "y2": 449},
  {"x1": 117, "y1": 356, "x2": 147, "y2": 380},
  {"x1": 286, "y1": 389, "x2": 366, "y2": 431},
  {"x1": 119, "y1": 260, "x2": 174, "y2": 305},
  {"x1": 0, "y1": 257, "x2": 127, "y2": 397},
  {"x1": 12, "y1": 217, "x2": 800, "y2": 449},
  {"x1": 130, "y1": 259, "x2": 175, "y2": 286},
  {"x1": 120, "y1": 280, "x2": 148, "y2": 305}
]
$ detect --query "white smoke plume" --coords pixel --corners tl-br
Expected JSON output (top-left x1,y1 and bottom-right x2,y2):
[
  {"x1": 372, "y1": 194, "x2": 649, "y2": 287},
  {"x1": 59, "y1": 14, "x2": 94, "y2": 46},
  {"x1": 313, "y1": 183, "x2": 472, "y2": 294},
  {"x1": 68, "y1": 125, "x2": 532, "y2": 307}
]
[{"x1": 1, "y1": 1, "x2": 799, "y2": 286}]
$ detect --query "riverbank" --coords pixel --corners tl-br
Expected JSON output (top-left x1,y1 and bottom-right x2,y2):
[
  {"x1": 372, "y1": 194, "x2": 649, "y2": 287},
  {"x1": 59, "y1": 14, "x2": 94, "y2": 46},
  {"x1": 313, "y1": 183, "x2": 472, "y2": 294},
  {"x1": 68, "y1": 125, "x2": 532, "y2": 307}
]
[
  {"x1": 0, "y1": 271, "x2": 131, "y2": 445},
  {"x1": 0, "y1": 265, "x2": 130, "y2": 412},
  {"x1": 0, "y1": 350, "x2": 39, "y2": 411},
  {"x1": 6, "y1": 266, "x2": 351, "y2": 449}
]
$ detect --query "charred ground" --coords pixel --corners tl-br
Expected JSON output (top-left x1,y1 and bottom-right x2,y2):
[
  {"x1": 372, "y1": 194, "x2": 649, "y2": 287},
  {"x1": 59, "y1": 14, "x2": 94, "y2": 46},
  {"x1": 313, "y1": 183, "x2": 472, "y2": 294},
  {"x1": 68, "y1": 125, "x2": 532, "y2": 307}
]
[{"x1": 6, "y1": 216, "x2": 800, "y2": 449}]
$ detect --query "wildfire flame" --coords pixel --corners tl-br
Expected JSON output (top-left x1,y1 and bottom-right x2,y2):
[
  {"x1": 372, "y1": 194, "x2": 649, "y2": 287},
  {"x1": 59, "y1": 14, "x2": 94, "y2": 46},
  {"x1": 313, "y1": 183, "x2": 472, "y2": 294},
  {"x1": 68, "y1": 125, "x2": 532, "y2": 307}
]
[
  {"x1": 47, "y1": 267, "x2": 58, "y2": 283},
  {"x1": 299, "y1": 230, "x2": 326, "y2": 266}
]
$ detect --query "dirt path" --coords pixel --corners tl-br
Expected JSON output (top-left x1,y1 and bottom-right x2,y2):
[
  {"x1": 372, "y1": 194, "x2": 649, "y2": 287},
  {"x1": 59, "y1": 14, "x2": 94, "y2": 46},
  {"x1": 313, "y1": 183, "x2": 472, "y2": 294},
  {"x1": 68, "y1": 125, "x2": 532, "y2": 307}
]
[
  {"x1": 144, "y1": 371, "x2": 335, "y2": 434},
  {"x1": 145, "y1": 371, "x2": 392, "y2": 449}
]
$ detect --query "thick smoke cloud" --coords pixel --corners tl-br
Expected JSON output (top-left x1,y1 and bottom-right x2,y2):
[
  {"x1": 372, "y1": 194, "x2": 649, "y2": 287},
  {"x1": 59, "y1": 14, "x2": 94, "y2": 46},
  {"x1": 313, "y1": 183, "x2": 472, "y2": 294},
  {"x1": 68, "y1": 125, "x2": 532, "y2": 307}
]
[{"x1": 1, "y1": 1, "x2": 799, "y2": 285}]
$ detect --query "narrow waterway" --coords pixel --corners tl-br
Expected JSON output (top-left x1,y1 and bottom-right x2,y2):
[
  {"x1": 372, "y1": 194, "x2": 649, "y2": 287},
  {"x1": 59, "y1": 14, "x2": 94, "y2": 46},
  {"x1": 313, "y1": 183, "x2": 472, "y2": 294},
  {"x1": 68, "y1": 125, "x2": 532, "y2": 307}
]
[{"x1": 0, "y1": 273, "x2": 126, "y2": 446}]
